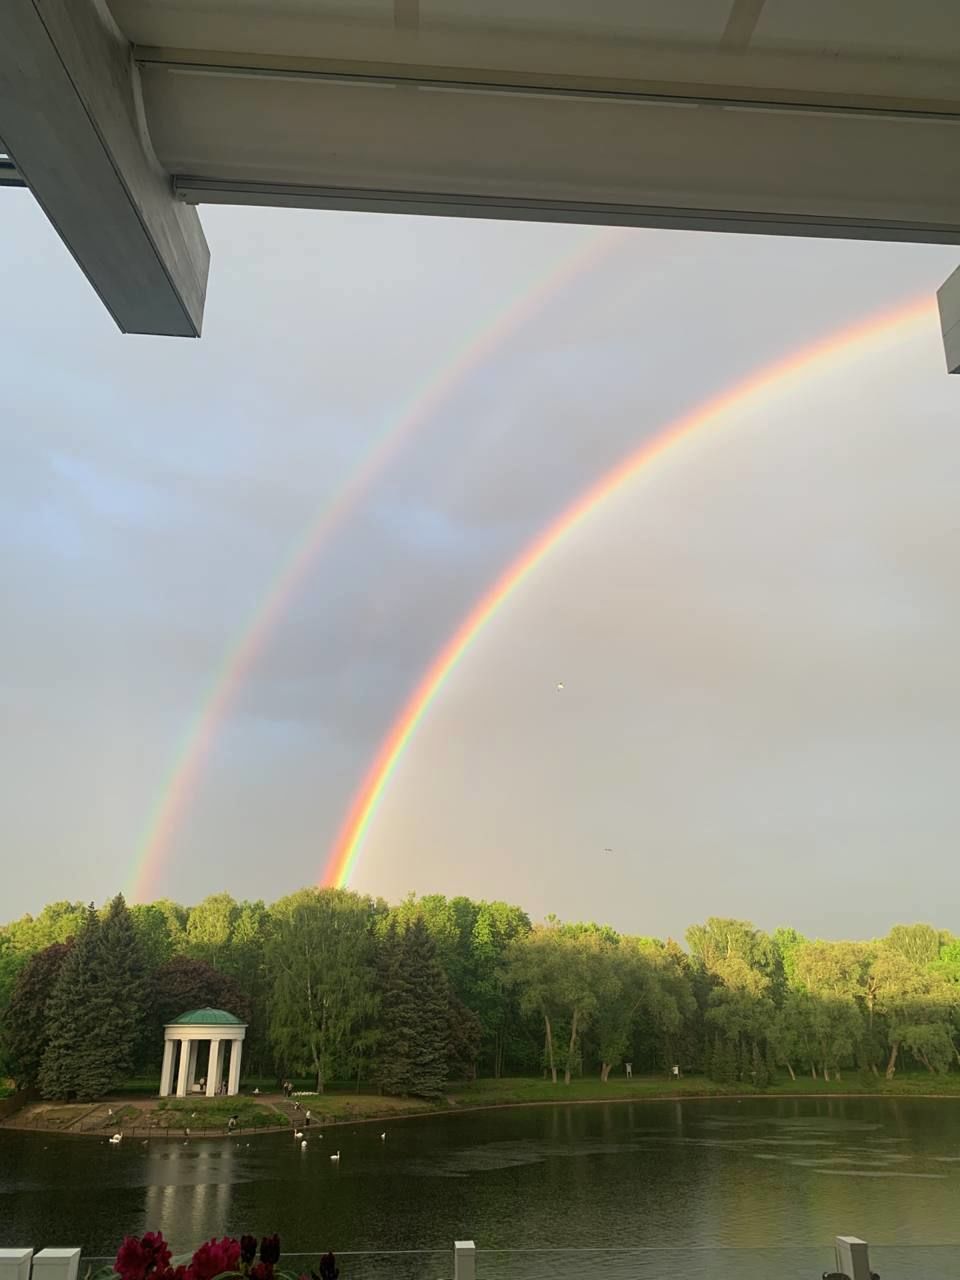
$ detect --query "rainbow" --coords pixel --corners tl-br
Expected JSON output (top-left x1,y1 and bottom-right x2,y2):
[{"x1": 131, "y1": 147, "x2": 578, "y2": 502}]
[
  {"x1": 323, "y1": 293, "x2": 937, "y2": 888},
  {"x1": 127, "y1": 227, "x2": 627, "y2": 902}
]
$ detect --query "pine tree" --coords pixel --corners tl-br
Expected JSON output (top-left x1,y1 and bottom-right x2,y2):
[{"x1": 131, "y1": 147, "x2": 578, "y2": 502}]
[
  {"x1": 375, "y1": 918, "x2": 451, "y2": 1098},
  {"x1": 39, "y1": 908, "x2": 116, "y2": 1099},
  {"x1": 1, "y1": 941, "x2": 73, "y2": 1088},
  {"x1": 375, "y1": 921, "x2": 416, "y2": 1096},
  {"x1": 97, "y1": 894, "x2": 148, "y2": 1080},
  {"x1": 406, "y1": 918, "x2": 451, "y2": 1098}
]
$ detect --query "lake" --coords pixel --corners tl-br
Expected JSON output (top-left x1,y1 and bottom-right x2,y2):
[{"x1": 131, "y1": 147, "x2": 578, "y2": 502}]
[{"x1": 3, "y1": 1097, "x2": 960, "y2": 1279}]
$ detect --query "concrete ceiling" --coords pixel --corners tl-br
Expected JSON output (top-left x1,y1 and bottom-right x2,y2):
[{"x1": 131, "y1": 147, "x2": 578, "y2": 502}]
[{"x1": 2, "y1": 0, "x2": 959, "y2": 339}]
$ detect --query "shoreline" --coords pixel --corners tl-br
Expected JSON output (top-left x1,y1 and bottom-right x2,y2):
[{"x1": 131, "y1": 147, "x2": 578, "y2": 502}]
[{"x1": 4, "y1": 1086, "x2": 959, "y2": 1140}]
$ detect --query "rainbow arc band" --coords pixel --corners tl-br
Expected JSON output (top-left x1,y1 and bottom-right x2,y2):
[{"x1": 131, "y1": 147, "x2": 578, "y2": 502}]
[
  {"x1": 127, "y1": 229, "x2": 625, "y2": 903},
  {"x1": 322, "y1": 294, "x2": 937, "y2": 889}
]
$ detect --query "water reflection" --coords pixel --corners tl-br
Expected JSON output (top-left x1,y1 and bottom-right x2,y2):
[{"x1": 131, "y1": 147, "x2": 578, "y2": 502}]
[{"x1": 3, "y1": 1097, "x2": 960, "y2": 1269}]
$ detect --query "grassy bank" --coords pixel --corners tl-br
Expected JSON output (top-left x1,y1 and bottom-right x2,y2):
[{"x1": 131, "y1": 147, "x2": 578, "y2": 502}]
[
  {"x1": 447, "y1": 1073, "x2": 960, "y2": 1106},
  {"x1": 8, "y1": 1072, "x2": 960, "y2": 1138},
  {"x1": 286, "y1": 1071, "x2": 960, "y2": 1115}
]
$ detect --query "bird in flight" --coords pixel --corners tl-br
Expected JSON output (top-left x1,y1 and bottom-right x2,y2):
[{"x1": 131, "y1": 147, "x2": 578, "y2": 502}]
[{"x1": 556, "y1": 682, "x2": 565, "y2": 691}]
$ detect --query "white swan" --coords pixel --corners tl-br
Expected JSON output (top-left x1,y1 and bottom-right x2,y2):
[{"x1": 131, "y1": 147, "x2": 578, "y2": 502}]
[
  {"x1": 108, "y1": 1132, "x2": 122, "y2": 1144},
  {"x1": 379, "y1": 1132, "x2": 386, "y2": 1140},
  {"x1": 330, "y1": 1150, "x2": 340, "y2": 1162},
  {"x1": 294, "y1": 1130, "x2": 303, "y2": 1139},
  {"x1": 300, "y1": 1139, "x2": 308, "y2": 1150}
]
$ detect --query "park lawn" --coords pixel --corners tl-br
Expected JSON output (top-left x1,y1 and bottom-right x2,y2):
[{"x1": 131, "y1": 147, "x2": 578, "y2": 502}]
[
  {"x1": 274, "y1": 1091, "x2": 443, "y2": 1123},
  {"x1": 449, "y1": 1075, "x2": 737, "y2": 1107},
  {"x1": 153, "y1": 1097, "x2": 280, "y2": 1130},
  {"x1": 448, "y1": 1073, "x2": 960, "y2": 1107}
]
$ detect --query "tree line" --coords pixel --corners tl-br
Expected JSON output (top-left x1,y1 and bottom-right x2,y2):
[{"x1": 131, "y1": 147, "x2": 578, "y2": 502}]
[{"x1": 2, "y1": 891, "x2": 959, "y2": 1100}]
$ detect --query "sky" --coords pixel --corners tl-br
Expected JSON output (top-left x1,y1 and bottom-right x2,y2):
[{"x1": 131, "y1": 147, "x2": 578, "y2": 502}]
[{"x1": 2, "y1": 189, "x2": 959, "y2": 940}]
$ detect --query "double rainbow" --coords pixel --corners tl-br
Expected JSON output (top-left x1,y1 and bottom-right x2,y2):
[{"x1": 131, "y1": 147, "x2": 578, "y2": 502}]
[{"x1": 127, "y1": 229, "x2": 625, "y2": 903}]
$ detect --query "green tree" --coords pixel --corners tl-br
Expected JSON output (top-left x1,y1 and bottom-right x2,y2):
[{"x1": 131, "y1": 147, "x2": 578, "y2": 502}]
[
  {"x1": 4, "y1": 901, "x2": 89, "y2": 953},
  {"x1": 38, "y1": 909, "x2": 115, "y2": 1099},
  {"x1": 97, "y1": 894, "x2": 148, "y2": 1080},
  {"x1": 872, "y1": 947, "x2": 957, "y2": 1077},
  {"x1": 502, "y1": 926, "x2": 568, "y2": 1083},
  {"x1": 375, "y1": 918, "x2": 450, "y2": 1097},
  {"x1": 791, "y1": 941, "x2": 866, "y2": 1080},
  {"x1": 1, "y1": 941, "x2": 73, "y2": 1088},
  {"x1": 267, "y1": 888, "x2": 377, "y2": 1092},
  {"x1": 186, "y1": 893, "x2": 241, "y2": 968},
  {"x1": 686, "y1": 918, "x2": 774, "y2": 977},
  {"x1": 129, "y1": 901, "x2": 187, "y2": 970},
  {"x1": 885, "y1": 924, "x2": 942, "y2": 968}
]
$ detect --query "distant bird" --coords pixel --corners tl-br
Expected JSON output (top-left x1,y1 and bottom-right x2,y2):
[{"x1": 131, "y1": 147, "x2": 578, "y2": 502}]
[
  {"x1": 141, "y1": 1140, "x2": 148, "y2": 1146},
  {"x1": 556, "y1": 682, "x2": 564, "y2": 691},
  {"x1": 300, "y1": 1140, "x2": 308, "y2": 1150},
  {"x1": 330, "y1": 1150, "x2": 340, "y2": 1162},
  {"x1": 603, "y1": 847, "x2": 613, "y2": 854},
  {"x1": 294, "y1": 1130, "x2": 303, "y2": 1140},
  {"x1": 380, "y1": 1132, "x2": 386, "y2": 1140},
  {"x1": 109, "y1": 1132, "x2": 123, "y2": 1144},
  {"x1": 107, "y1": 1108, "x2": 114, "y2": 1118},
  {"x1": 184, "y1": 1128, "x2": 191, "y2": 1137}
]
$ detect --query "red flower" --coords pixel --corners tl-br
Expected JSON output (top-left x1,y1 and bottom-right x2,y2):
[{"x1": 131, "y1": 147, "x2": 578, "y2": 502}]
[
  {"x1": 189, "y1": 1238, "x2": 241, "y2": 1280},
  {"x1": 154, "y1": 1268, "x2": 189, "y2": 1280},
  {"x1": 239, "y1": 1238, "x2": 257, "y2": 1267},
  {"x1": 258, "y1": 1238, "x2": 280, "y2": 1268},
  {"x1": 115, "y1": 1234, "x2": 172, "y2": 1280}
]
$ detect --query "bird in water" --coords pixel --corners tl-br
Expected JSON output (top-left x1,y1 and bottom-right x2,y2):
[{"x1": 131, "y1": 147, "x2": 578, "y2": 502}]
[
  {"x1": 330, "y1": 1150, "x2": 340, "y2": 1162},
  {"x1": 294, "y1": 1130, "x2": 303, "y2": 1140},
  {"x1": 380, "y1": 1132, "x2": 386, "y2": 1141},
  {"x1": 109, "y1": 1132, "x2": 123, "y2": 1144},
  {"x1": 301, "y1": 1140, "x2": 308, "y2": 1150}
]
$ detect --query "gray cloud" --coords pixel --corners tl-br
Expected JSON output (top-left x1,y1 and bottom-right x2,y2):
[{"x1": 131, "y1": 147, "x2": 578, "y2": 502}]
[{"x1": 2, "y1": 190, "x2": 959, "y2": 925}]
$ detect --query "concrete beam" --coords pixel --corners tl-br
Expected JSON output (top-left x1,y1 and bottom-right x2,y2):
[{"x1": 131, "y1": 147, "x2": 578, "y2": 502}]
[
  {"x1": 0, "y1": 0, "x2": 209, "y2": 336},
  {"x1": 938, "y1": 265, "x2": 960, "y2": 373},
  {"x1": 150, "y1": 59, "x2": 960, "y2": 245}
]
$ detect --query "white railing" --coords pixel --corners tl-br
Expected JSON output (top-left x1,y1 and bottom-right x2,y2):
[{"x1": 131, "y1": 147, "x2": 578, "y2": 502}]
[{"x1": 0, "y1": 1237, "x2": 876, "y2": 1280}]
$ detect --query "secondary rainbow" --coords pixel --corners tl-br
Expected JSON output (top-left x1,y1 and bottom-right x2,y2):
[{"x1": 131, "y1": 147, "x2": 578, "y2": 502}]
[
  {"x1": 127, "y1": 228, "x2": 628, "y2": 902},
  {"x1": 323, "y1": 293, "x2": 938, "y2": 888}
]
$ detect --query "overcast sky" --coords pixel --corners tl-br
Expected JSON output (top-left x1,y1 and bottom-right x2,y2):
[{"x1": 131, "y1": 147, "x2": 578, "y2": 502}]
[{"x1": 2, "y1": 191, "x2": 959, "y2": 938}]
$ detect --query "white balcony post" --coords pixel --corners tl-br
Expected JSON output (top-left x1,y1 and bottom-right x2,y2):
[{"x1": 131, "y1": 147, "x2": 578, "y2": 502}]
[
  {"x1": 836, "y1": 1236, "x2": 872, "y2": 1280},
  {"x1": 32, "y1": 1249, "x2": 81, "y2": 1280},
  {"x1": 454, "y1": 1241, "x2": 476, "y2": 1280},
  {"x1": 0, "y1": 1249, "x2": 33, "y2": 1280}
]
